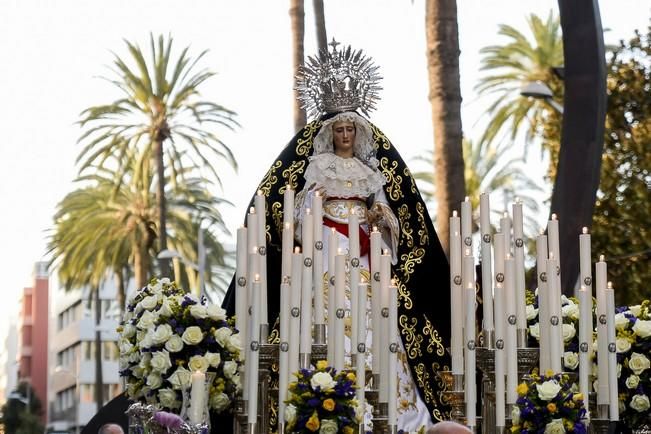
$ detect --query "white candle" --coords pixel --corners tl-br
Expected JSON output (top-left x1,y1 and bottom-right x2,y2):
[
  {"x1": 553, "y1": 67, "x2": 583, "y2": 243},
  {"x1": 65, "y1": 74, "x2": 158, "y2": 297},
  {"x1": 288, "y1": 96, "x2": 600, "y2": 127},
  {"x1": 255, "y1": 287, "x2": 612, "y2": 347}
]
[
  {"x1": 547, "y1": 255, "x2": 562, "y2": 374},
  {"x1": 536, "y1": 232, "x2": 551, "y2": 373},
  {"x1": 246, "y1": 208, "x2": 257, "y2": 255},
  {"x1": 595, "y1": 256, "x2": 608, "y2": 405},
  {"x1": 255, "y1": 192, "x2": 268, "y2": 328},
  {"x1": 370, "y1": 227, "x2": 382, "y2": 375},
  {"x1": 493, "y1": 281, "x2": 506, "y2": 427},
  {"x1": 327, "y1": 228, "x2": 338, "y2": 365},
  {"x1": 379, "y1": 250, "x2": 391, "y2": 403},
  {"x1": 282, "y1": 222, "x2": 293, "y2": 280},
  {"x1": 479, "y1": 194, "x2": 494, "y2": 337},
  {"x1": 356, "y1": 281, "x2": 367, "y2": 405},
  {"x1": 462, "y1": 249, "x2": 475, "y2": 296},
  {"x1": 300, "y1": 212, "x2": 314, "y2": 357},
  {"x1": 579, "y1": 228, "x2": 592, "y2": 291},
  {"x1": 512, "y1": 201, "x2": 526, "y2": 334},
  {"x1": 334, "y1": 252, "x2": 346, "y2": 371},
  {"x1": 278, "y1": 281, "x2": 290, "y2": 427},
  {"x1": 578, "y1": 285, "x2": 592, "y2": 413},
  {"x1": 283, "y1": 185, "x2": 294, "y2": 225},
  {"x1": 465, "y1": 283, "x2": 476, "y2": 427},
  {"x1": 606, "y1": 282, "x2": 618, "y2": 421},
  {"x1": 312, "y1": 193, "x2": 325, "y2": 327},
  {"x1": 449, "y1": 229, "x2": 463, "y2": 374},
  {"x1": 548, "y1": 214, "x2": 561, "y2": 264},
  {"x1": 349, "y1": 214, "x2": 360, "y2": 354},
  {"x1": 236, "y1": 227, "x2": 248, "y2": 346},
  {"x1": 247, "y1": 277, "x2": 261, "y2": 424},
  {"x1": 500, "y1": 212, "x2": 512, "y2": 255},
  {"x1": 247, "y1": 248, "x2": 260, "y2": 342},
  {"x1": 504, "y1": 256, "x2": 518, "y2": 404},
  {"x1": 461, "y1": 197, "x2": 473, "y2": 253},
  {"x1": 450, "y1": 210, "x2": 460, "y2": 238},
  {"x1": 189, "y1": 370, "x2": 206, "y2": 425},
  {"x1": 387, "y1": 282, "x2": 398, "y2": 427},
  {"x1": 288, "y1": 249, "x2": 302, "y2": 383}
]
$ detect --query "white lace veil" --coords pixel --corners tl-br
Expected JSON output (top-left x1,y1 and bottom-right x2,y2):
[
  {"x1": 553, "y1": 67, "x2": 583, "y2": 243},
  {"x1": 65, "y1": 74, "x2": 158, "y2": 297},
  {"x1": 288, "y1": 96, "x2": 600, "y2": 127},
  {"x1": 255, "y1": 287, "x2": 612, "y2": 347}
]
[{"x1": 311, "y1": 112, "x2": 379, "y2": 169}]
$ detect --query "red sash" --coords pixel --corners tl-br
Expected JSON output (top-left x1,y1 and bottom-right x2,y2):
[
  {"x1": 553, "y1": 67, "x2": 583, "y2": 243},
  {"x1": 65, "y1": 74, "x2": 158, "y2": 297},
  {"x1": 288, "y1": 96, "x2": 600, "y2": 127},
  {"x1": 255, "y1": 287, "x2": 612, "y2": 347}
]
[{"x1": 322, "y1": 217, "x2": 370, "y2": 257}]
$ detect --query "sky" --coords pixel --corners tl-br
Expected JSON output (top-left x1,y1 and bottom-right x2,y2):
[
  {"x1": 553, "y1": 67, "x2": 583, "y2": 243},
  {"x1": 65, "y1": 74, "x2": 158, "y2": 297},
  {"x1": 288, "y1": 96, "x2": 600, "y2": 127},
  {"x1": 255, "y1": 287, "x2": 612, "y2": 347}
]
[{"x1": 0, "y1": 0, "x2": 649, "y2": 341}]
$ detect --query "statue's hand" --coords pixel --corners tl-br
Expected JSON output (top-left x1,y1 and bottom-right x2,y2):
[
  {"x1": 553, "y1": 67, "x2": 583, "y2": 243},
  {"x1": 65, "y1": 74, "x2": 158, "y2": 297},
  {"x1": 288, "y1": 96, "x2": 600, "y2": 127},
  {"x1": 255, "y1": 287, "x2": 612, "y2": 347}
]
[{"x1": 366, "y1": 203, "x2": 385, "y2": 228}]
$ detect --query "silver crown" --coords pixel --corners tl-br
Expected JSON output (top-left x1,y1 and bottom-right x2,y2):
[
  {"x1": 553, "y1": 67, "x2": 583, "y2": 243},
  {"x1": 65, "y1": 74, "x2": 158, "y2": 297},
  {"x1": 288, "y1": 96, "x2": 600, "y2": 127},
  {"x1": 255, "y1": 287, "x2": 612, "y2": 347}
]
[{"x1": 296, "y1": 39, "x2": 382, "y2": 118}]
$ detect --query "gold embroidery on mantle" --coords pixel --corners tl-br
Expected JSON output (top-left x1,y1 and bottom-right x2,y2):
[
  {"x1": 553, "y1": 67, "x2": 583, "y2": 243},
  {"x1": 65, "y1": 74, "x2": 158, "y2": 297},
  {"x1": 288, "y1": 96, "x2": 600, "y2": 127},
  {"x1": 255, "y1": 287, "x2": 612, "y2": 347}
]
[
  {"x1": 422, "y1": 315, "x2": 445, "y2": 356},
  {"x1": 380, "y1": 157, "x2": 403, "y2": 201},
  {"x1": 281, "y1": 160, "x2": 307, "y2": 191},
  {"x1": 413, "y1": 363, "x2": 434, "y2": 407},
  {"x1": 259, "y1": 160, "x2": 282, "y2": 195},
  {"x1": 404, "y1": 166, "x2": 418, "y2": 195},
  {"x1": 296, "y1": 120, "x2": 320, "y2": 156},
  {"x1": 396, "y1": 279, "x2": 413, "y2": 310},
  {"x1": 399, "y1": 314, "x2": 423, "y2": 359},
  {"x1": 271, "y1": 202, "x2": 283, "y2": 238},
  {"x1": 397, "y1": 204, "x2": 414, "y2": 248},
  {"x1": 416, "y1": 202, "x2": 429, "y2": 245},
  {"x1": 398, "y1": 247, "x2": 425, "y2": 283}
]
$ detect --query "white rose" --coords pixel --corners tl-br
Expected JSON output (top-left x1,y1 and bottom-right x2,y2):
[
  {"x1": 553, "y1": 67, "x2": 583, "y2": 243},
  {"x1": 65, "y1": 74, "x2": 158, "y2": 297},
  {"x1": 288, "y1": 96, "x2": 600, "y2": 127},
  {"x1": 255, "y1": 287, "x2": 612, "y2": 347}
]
[
  {"x1": 150, "y1": 281, "x2": 163, "y2": 293},
  {"x1": 188, "y1": 355, "x2": 210, "y2": 373},
  {"x1": 562, "y1": 303, "x2": 579, "y2": 320},
  {"x1": 544, "y1": 418, "x2": 566, "y2": 434},
  {"x1": 205, "y1": 352, "x2": 221, "y2": 368},
  {"x1": 207, "y1": 304, "x2": 227, "y2": 321},
  {"x1": 625, "y1": 374, "x2": 640, "y2": 389},
  {"x1": 562, "y1": 323, "x2": 576, "y2": 342},
  {"x1": 140, "y1": 294, "x2": 159, "y2": 310},
  {"x1": 629, "y1": 394, "x2": 651, "y2": 413},
  {"x1": 536, "y1": 380, "x2": 562, "y2": 401},
  {"x1": 628, "y1": 305, "x2": 642, "y2": 317},
  {"x1": 563, "y1": 352, "x2": 579, "y2": 370},
  {"x1": 190, "y1": 304, "x2": 208, "y2": 319},
  {"x1": 614, "y1": 313, "x2": 629, "y2": 331},
  {"x1": 119, "y1": 339, "x2": 134, "y2": 355},
  {"x1": 122, "y1": 324, "x2": 136, "y2": 339},
  {"x1": 526, "y1": 305, "x2": 539, "y2": 321},
  {"x1": 226, "y1": 333, "x2": 243, "y2": 353},
  {"x1": 128, "y1": 351, "x2": 141, "y2": 364},
  {"x1": 209, "y1": 392, "x2": 230, "y2": 412},
  {"x1": 214, "y1": 327, "x2": 233, "y2": 347},
  {"x1": 132, "y1": 365, "x2": 145, "y2": 379},
  {"x1": 152, "y1": 324, "x2": 174, "y2": 345},
  {"x1": 165, "y1": 335, "x2": 184, "y2": 353},
  {"x1": 310, "y1": 372, "x2": 336, "y2": 391},
  {"x1": 285, "y1": 404, "x2": 297, "y2": 426},
  {"x1": 146, "y1": 373, "x2": 163, "y2": 389},
  {"x1": 168, "y1": 366, "x2": 191, "y2": 390},
  {"x1": 616, "y1": 337, "x2": 632, "y2": 353},
  {"x1": 138, "y1": 330, "x2": 155, "y2": 349},
  {"x1": 158, "y1": 388, "x2": 178, "y2": 409},
  {"x1": 632, "y1": 319, "x2": 651, "y2": 338},
  {"x1": 137, "y1": 310, "x2": 157, "y2": 330},
  {"x1": 157, "y1": 299, "x2": 174, "y2": 318},
  {"x1": 319, "y1": 419, "x2": 338, "y2": 434},
  {"x1": 223, "y1": 361, "x2": 238, "y2": 379},
  {"x1": 511, "y1": 406, "x2": 520, "y2": 425},
  {"x1": 150, "y1": 350, "x2": 172, "y2": 373},
  {"x1": 181, "y1": 326, "x2": 204, "y2": 345},
  {"x1": 628, "y1": 352, "x2": 650, "y2": 375},
  {"x1": 561, "y1": 295, "x2": 571, "y2": 306},
  {"x1": 231, "y1": 374, "x2": 242, "y2": 390},
  {"x1": 529, "y1": 323, "x2": 540, "y2": 340},
  {"x1": 159, "y1": 277, "x2": 171, "y2": 285}
]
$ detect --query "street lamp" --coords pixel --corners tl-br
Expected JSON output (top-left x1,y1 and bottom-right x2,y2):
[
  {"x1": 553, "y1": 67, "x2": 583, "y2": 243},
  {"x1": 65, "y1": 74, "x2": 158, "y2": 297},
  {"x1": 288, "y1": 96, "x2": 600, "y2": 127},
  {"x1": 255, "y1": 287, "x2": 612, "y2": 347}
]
[{"x1": 520, "y1": 81, "x2": 564, "y2": 114}]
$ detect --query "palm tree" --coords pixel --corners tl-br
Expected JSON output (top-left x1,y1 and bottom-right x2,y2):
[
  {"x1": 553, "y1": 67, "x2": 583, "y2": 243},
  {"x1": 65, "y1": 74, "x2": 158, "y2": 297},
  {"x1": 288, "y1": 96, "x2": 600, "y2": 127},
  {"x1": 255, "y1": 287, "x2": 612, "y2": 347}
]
[
  {"x1": 412, "y1": 139, "x2": 543, "y2": 236},
  {"x1": 290, "y1": 0, "x2": 307, "y2": 132},
  {"x1": 76, "y1": 34, "x2": 238, "y2": 278},
  {"x1": 475, "y1": 11, "x2": 564, "y2": 148},
  {"x1": 425, "y1": 0, "x2": 466, "y2": 253},
  {"x1": 312, "y1": 0, "x2": 327, "y2": 53}
]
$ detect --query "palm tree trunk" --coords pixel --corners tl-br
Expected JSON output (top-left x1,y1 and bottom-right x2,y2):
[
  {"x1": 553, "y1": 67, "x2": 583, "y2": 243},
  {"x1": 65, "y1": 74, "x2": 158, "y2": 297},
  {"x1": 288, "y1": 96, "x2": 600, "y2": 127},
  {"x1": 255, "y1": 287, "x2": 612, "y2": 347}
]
[
  {"x1": 115, "y1": 269, "x2": 126, "y2": 316},
  {"x1": 134, "y1": 246, "x2": 149, "y2": 289},
  {"x1": 312, "y1": 0, "x2": 327, "y2": 53},
  {"x1": 425, "y1": 0, "x2": 465, "y2": 254},
  {"x1": 93, "y1": 285, "x2": 104, "y2": 413},
  {"x1": 154, "y1": 138, "x2": 170, "y2": 278},
  {"x1": 290, "y1": 0, "x2": 307, "y2": 132}
]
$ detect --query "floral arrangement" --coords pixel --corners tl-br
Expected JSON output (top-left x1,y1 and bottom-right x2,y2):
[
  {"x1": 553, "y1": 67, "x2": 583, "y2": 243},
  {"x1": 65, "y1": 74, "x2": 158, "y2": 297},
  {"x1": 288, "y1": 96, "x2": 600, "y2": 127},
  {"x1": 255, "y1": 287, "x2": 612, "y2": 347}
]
[
  {"x1": 609, "y1": 300, "x2": 651, "y2": 429},
  {"x1": 511, "y1": 370, "x2": 587, "y2": 433},
  {"x1": 284, "y1": 360, "x2": 361, "y2": 434},
  {"x1": 526, "y1": 289, "x2": 583, "y2": 372},
  {"x1": 118, "y1": 278, "x2": 243, "y2": 413}
]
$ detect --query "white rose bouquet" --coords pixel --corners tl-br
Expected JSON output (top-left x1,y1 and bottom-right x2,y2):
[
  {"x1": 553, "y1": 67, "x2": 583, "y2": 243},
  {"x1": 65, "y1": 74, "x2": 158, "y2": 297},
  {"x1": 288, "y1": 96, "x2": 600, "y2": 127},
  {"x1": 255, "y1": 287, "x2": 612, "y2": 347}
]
[
  {"x1": 512, "y1": 371, "x2": 587, "y2": 433},
  {"x1": 118, "y1": 278, "x2": 242, "y2": 413},
  {"x1": 608, "y1": 300, "x2": 650, "y2": 429}
]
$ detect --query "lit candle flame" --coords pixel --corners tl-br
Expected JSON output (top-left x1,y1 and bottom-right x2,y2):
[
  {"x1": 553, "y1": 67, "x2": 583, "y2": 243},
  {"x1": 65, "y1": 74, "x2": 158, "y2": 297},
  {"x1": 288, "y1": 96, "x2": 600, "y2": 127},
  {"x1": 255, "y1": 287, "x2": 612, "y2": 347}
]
[
  {"x1": 306, "y1": 208, "x2": 311, "y2": 214},
  {"x1": 249, "y1": 206, "x2": 256, "y2": 214},
  {"x1": 582, "y1": 227, "x2": 588, "y2": 234},
  {"x1": 599, "y1": 254, "x2": 605, "y2": 262},
  {"x1": 382, "y1": 249, "x2": 389, "y2": 255},
  {"x1": 464, "y1": 196, "x2": 469, "y2": 202},
  {"x1": 452, "y1": 210, "x2": 458, "y2": 217},
  {"x1": 294, "y1": 246, "x2": 301, "y2": 254},
  {"x1": 257, "y1": 189, "x2": 263, "y2": 196},
  {"x1": 551, "y1": 213, "x2": 558, "y2": 220},
  {"x1": 549, "y1": 252, "x2": 555, "y2": 260},
  {"x1": 254, "y1": 273, "x2": 260, "y2": 282},
  {"x1": 607, "y1": 281, "x2": 613, "y2": 289}
]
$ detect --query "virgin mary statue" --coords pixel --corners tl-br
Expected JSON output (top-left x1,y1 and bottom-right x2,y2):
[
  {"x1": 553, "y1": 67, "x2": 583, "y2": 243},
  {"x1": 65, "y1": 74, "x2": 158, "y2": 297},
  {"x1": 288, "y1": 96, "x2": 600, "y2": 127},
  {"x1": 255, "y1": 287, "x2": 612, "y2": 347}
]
[{"x1": 222, "y1": 41, "x2": 452, "y2": 430}]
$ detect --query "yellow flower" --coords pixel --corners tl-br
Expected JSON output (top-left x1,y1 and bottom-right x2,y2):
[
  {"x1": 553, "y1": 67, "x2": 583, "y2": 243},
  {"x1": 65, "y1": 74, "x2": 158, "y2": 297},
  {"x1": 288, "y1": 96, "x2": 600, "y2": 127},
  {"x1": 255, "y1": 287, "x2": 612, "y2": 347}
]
[
  {"x1": 322, "y1": 398, "x2": 336, "y2": 411},
  {"x1": 346, "y1": 372, "x2": 356, "y2": 382},
  {"x1": 510, "y1": 426, "x2": 520, "y2": 433},
  {"x1": 516, "y1": 383, "x2": 529, "y2": 396},
  {"x1": 547, "y1": 403, "x2": 557, "y2": 413},
  {"x1": 545, "y1": 369, "x2": 555, "y2": 377},
  {"x1": 316, "y1": 360, "x2": 328, "y2": 370},
  {"x1": 566, "y1": 401, "x2": 575, "y2": 409},
  {"x1": 305, "y1": 412, "x2": 320, "y2": 432},
  {"x1": 573, "y1": 393, "x2": 584, "y2": 402},
  {"x1": 343, "y1": 427, "x2": 354, "y2": 434}
]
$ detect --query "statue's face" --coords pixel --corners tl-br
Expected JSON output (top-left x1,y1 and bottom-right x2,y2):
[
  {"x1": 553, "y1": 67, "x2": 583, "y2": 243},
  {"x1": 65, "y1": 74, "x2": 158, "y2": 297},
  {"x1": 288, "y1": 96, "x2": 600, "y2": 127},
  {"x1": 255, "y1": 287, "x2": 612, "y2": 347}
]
[{"x1": 332, "y1": 121, "x2": 356, "y2": 157}]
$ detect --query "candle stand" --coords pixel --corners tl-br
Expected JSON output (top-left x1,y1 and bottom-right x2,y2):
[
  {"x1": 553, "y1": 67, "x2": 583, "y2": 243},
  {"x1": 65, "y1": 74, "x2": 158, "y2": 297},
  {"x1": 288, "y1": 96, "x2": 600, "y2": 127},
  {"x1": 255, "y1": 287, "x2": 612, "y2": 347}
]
[
  {"x1": 588, "y1": 393, "x2": 611, "y2": 434},
  {"x1": 476, "y1": 347, "x2": 496, "y2": 434},
  {"x1": 233, "y1": 398, "x2": 248, "y2": 434},
  {"x1": 437, "y1": 371, "x2": 466, "y2": 424}
]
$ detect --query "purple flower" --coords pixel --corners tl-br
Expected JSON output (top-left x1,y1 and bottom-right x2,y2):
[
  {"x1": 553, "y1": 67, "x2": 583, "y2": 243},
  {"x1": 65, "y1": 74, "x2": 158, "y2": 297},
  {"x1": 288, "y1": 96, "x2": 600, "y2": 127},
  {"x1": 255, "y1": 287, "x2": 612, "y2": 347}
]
[{"x1": 153, "y1": 411, "x2": 184, "y2": 429}]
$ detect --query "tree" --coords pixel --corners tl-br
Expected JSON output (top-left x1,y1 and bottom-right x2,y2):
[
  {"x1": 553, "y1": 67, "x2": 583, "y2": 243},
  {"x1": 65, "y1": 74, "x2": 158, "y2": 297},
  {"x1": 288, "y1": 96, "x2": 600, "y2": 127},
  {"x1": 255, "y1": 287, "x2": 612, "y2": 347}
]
[
  {"x1": 312, "y1": 0, "x2": 327, "y2": 53},
  {"x1": 592, "y1": 25, "x2": 651, "y2": 305},
  {"x1": 475, "y1": 11, "x2": 564, "y2": 150},
  {"x1": 290, "y1": 0, "x2": 307, "y2": 132},
  {"x1": 412, "y1": 138, "x2": 543, "y2": 236},
  {"x1": 425, "y1": 0, "x2": 466, "y2": 253},
  {"x1": 76, "y1": 34, "x2": 238, "y2": 278},
  {"x1": 0, "y1": 382, "x2": 43, "y2": 434}
]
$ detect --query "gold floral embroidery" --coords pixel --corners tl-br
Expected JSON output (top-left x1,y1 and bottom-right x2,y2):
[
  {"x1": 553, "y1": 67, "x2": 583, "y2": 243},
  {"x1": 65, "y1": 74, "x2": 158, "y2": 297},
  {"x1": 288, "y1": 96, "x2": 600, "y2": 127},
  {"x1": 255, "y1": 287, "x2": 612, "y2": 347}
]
[
  {"x1": 396, "y1": 279, "x2": 413, "y2": 310},
  {"x1": 371, "y1": 124, "x2": 391, "y2": 150},
  {"x1": 399, "y1": 314, "x2": 423, "y2": 359},
  {"x1": 416, "y1": 202, "x2": 429, "y2": 245},
  {"x1": 281, "y1": 160, "x2": 307, "y2": 191},
  {"x1": 296, "y1": 120, "x2": 320, "y2": 156},
  {"x1": 258, "y1": 160, "x2": 282, "y2": 195},
  {"x1": 422, "y1": 315, "x2": 446, "y2": 356},
  {"x1": 413, "y1": 363, "x2": 434, "y2": 405},
  {"x1": 397, "y1": 204, "x2": 414, "y2": 248},
  {"x1": 380, "y1": 157, "x2": 403, "y2": 201},
  {"x1": 398, "y1": 247, "x2": 425, "y2": 283},
  {"x1": 271, "y1": 202, "x2": 283, "y2": 238}
]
